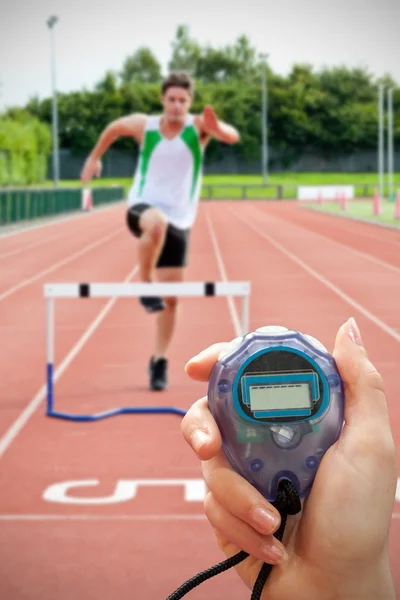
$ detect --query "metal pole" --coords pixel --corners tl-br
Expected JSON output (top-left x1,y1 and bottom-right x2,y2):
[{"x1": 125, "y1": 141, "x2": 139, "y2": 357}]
[
  {"x1": 388, "y1": 88, "x2": 394, "y2": 202},
  {"x1": 46, "y1": 297, "x2": 55, "y2": 414},
  {"x1": 378, "y1": 83, "x2": 384, "y2": 201},
  {"x1": 47, "y1": 16, "x2": 59, "y2": 188},
  {"x1": 259, "y1": 53, "x2": 269, "y2": 185},
  {"x1": 265, "y1": 61, "x2": 269, "y2": 185},
  {"x1": 241, "y1": 294, "x2": 250, "y2": 336}
]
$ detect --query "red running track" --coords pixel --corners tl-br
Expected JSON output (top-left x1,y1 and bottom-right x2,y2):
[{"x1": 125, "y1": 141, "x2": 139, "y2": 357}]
[{"x1": 0, "y1": 200, "x2": 399, "y2": 599}]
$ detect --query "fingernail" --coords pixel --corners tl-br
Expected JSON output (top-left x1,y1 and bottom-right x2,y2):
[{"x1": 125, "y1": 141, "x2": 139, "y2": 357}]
[
  {"x1": 191, "y1": 430, "x2": 209, "y2": 453},
  {"x1": 252, "y1": 507, "x2": 280, "y2": 533},
  {"x1": 185, "y1": 357, "x2": 199, "y2": 372},
  {"x1": 186, "y1": 352, "x2": 202, "y2": 366},
  {"x1": 348, "y1": 317, "x2": 363, "y2": 347},
  {"x1": 365, "y1": 359, "x2": 377, "y2": 374},
  {"x1": 262, "y1": 541, "x2": 288, "y2": 564}
]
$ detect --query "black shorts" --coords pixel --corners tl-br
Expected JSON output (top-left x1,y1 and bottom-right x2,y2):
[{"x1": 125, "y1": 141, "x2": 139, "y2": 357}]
[{"x1": 126, "y1": 203, "x2": 190, "y2": 268}]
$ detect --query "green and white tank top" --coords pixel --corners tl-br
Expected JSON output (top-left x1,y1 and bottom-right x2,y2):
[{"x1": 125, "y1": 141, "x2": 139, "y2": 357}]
[{"x1": 128, "y1": 114, "x2": 203, "y2": 229}]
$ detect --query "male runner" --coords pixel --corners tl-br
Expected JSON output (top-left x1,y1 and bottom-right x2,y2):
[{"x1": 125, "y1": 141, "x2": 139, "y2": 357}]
[{"x1": 80, "y1": 71, "x2": 240, "y2": 391}]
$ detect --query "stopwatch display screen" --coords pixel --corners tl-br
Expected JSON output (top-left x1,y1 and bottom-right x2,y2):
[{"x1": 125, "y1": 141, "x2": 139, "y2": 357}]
[
  {"x1": 248, "y1": 383, "x2": 312, "y2": 411},
  {"x1": 236, "y1": 349, "x2": 325, "y2": 423}
]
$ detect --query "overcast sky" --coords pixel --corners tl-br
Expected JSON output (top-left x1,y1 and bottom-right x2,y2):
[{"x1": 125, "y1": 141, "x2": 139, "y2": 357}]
[{"x1": 0, "y1": 0, "x2": 399, "y2": 111}]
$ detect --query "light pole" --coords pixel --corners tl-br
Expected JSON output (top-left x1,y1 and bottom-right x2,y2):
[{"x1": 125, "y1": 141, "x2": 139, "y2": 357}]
[
  {"x1": 388, "y1": 87, "x2": 394, "y2": 202},
  {"x1": 47, "y1": 15, "x2": 59, "y2": 187},
  {"x1": 259, "y1": 53, "x2": 269, "y2": 185},
  {"x1": 378, "y1": 83, "x2": 384, "y2": 201}
]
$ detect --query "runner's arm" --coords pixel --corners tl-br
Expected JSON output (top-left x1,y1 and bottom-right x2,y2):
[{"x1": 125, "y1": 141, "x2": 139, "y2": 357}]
[
  {"x1": 80, "y1": 114, "x2": 146, "y2": 183},
  {"x1": 197, "y1": 106, "x2": 240, "y2": 145}
]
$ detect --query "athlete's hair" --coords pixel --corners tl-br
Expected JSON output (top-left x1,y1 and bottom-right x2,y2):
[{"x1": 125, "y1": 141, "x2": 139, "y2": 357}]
[{"x1": 161, "y1": 72, "x2": 194, "y2": 96}]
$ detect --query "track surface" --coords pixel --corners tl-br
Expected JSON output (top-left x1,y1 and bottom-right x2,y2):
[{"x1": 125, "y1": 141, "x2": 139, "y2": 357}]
[{"x1": 0, "y1": 200, "x2": 399, "y2": 599}]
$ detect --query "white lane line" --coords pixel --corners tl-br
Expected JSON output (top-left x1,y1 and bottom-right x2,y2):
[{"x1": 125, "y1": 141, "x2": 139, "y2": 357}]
[
  {"x1": 0, "y1": 513, "x2": 398, "y2": 522},
  {"x1": 0, "y1": 227, "x2": 124, "y2": 303},
  {"x1": 0, "y1": 200, "x2": 124, "y2": 239},
  {"x1": 250, "y1": 205, "x2": 400, "y2": 276},
  {"x1": 300, "y1": 205, "x2": 400, "y2": 236},
  {"x1": 0, "y1": 514, "x2": 206, "y2": 522},
  {"x1": 0, "y1": 265, "x2": 139, "y2": 459},
  {"x1": 233, "y1": 210, "x2": 400, "y2": 344},
  {"x1": 0, "y1": 236, "x2": 65, "y2": 260},
  {"x1": 0, "y1": 216, "x2": 121, "y2": 260},
  {"x1": 205, "y1": 209, "x2": 242, "y2": 337}
]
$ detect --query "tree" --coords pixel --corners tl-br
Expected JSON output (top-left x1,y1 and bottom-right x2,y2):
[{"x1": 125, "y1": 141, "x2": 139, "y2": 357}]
[
  {"x1": 5, "y1": 32, "x2": 400, "y2": 168},
  {"x1": 0, "y1": 115, "x2": 51, "y2": 185},
  {"x1": 120, "y1": 47, "x2": 162, "y2": 84},
  {"x1": 168, "y1": 25, "x2": 201, "y2": 75},
  {"x1": 95, "y1": 70, "x2": 119, "y2": 93},
  {"x1": 169, "y1": 28, "x2": 260, "y2": 84}
]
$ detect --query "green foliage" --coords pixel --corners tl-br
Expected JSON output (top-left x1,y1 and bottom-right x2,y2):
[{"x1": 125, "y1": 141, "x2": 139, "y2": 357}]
[
  {"x1": 0, "y1": 113, "x2": 51, "y2": 186},
  {"x1": 2, "y1": 24, "x2": 399, "y2": 173},
  {"x1": 168, "y1": 26, "x2": 260, "y2": 84},
  {"x1": 168, "y1": 25, "x2": 201, "y2": 75},
  {"x1": 120, "y1": 47, "x2": 162, "y2": 84}
]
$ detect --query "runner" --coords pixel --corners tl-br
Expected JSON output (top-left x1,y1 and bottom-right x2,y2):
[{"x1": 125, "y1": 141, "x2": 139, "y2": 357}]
[{"x1": 80, "y1": 71, "x2": 240, "y2": 390}]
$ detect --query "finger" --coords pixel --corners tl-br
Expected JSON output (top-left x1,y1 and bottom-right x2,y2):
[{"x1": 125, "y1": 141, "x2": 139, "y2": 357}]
[
  {"x1": 181, "y1": 396, "x2": 222, "y2": 460},
  {"x1": 204, "y1": 492, "x2": 288, "y2": 565},
  {"x1": 185, "y1": 342, "x2": 229, "y2": 381},
  {"x1": 333, "y1": 317, "x2": 391, "y2": 429},
  {"x1": 333, "y1": 318, "x2": 396, "y2": 474},
  {"x1": 202, "y1": 450, "x2": 281, "y2": 536}
]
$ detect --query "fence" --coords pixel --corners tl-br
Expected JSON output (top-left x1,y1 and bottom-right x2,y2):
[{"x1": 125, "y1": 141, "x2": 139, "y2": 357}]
[
  {"x1": 52, "y1": 148, "x2": 400, "y2": 179},
  {"x1": 0, "y1": 186, "x2": 124, "y2": 226},
  {"x1": 1, "y1": 182, "x2": 390, "y2": 227},
  {"x1": 200, "y1": 183, "x2": 381, "y2": 200}
]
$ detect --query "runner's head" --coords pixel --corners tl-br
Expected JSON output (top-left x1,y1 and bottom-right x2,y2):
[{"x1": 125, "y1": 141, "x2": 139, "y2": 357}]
[{"x1": 161, "y1": 72, "x2": 194, "y2": 123}]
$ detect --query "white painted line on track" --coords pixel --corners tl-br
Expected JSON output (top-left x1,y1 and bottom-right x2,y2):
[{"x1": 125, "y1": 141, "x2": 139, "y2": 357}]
[
  {"x1": 234, "y1": 210, "x2": 400, "y2": 344},
  {"x1": 0, "y1": 265, "x2": 139, "y2": 459},
  {"x1": 0, "y1": 227, "x2": 124, "y2": 303}
]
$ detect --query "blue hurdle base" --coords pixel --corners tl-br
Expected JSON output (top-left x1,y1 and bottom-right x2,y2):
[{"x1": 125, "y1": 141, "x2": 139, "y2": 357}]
[
  {"x1": 46, "y1": 406, "x2": 187, "y2": 421},
  {"x1": 46, "y1": 364, "x2": 187, "y2": 421}
]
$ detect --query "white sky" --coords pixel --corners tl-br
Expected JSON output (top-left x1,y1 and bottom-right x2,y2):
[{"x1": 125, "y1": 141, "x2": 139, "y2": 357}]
[{"x1": 0, "y1": 0, "x2": 399, "y2": 111}]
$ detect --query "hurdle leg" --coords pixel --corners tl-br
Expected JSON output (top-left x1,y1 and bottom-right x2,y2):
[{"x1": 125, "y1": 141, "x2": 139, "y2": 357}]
[
  {"x1": 46, "y1": 297, "x2": 55, "y2": 415},
  {"x1": 241, "y1": 294, "x2": 250, "y2": 336}
]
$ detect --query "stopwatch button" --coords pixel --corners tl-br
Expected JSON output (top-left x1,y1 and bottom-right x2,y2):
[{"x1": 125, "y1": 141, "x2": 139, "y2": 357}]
[
  {"x1": 304, "y1": 334, "x2": 328, "y2": 353},
  {"x1": 250, "y1": 458, "x2": 264, "y2": 472},
  {"x1": 218, "y1": 336, "x2": 243, "y2": 360},
  {"x1": 305, "y1": 456, "x2": 319, "y2": 470},
  {"x1": 255, "y1": 326, "x2": 288, "y2": 334},
  {"x1": 217, "y1": 379, "x2": 231, "y2": 393},
  {"x1": 327, "y1": 373, "x2": 341, "y2": 388}
]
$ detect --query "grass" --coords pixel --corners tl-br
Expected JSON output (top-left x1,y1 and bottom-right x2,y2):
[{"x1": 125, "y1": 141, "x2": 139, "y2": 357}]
[
  {"x1": 32, "y1": 173, "x2": 398, "y2": 201},
  {"x1": 305, "y1": 199, "x2": 400, "y2": 228},
  {"x1": 43, "y1": 172, "x2": 400, "y2": 187},
  {"x1": 5, "y1": 173, "x2": 399, "y2": 202}
]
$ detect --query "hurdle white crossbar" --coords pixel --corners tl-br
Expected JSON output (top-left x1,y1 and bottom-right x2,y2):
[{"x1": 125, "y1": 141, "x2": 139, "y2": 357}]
[
  {"x1": 44, "y1": 281, "x2": 250, "y2": 300},
  {"x1": 44, "y1": 280, "x2": 251, "y2": 421}
]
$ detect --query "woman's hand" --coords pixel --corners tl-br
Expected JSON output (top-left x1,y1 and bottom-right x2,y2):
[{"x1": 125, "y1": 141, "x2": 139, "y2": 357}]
[{"x1": 182, "y1": 319, "x2": 397, "y2": 600}]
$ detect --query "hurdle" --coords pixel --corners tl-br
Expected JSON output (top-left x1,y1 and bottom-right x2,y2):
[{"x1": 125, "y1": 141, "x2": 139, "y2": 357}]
[{"x1": 44, "y1": 281, "x2": 251, "y2": 421}]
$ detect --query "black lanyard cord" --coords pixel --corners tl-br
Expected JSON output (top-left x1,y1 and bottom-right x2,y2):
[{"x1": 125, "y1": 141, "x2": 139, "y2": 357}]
[{"x1": 166, "y1": 480, "x2": 301, "y2": 600}]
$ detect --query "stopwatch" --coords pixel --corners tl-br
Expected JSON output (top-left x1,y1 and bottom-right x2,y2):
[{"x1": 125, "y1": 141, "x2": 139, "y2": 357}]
[{"x1": 208, "y1": 326, "x2": 344, "y2": 502}]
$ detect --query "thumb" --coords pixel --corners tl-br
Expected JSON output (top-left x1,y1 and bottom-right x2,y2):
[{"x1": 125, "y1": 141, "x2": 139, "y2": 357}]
[{"x1": 333, "y1": 317, "x2": 392, "y2": 434}]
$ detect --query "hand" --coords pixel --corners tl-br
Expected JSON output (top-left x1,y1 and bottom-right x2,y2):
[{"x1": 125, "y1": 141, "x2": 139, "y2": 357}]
[
  {"x1": 182, "y1": 319, "x2": 397, "y2": 600},
  {"x1": 201, "y1": 105, "x2": 220, "y2": 136},
  {"x1": 80, "y1": 155, "x2": 102, "y2": 184}
]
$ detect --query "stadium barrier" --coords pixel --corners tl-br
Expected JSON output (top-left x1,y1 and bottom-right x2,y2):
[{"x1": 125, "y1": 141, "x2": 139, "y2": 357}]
[
  {"x1": 0, "y1": 185, "x2": 124, "y2": 226},
  {"x1": 0, "y1": 183, "x2": 387, "y2": 226}
]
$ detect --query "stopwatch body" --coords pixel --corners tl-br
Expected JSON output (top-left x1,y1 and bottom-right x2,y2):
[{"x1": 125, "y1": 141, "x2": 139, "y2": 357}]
[{"x1": 208, "y1": 326, "x2": 344, "y2": 502}]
